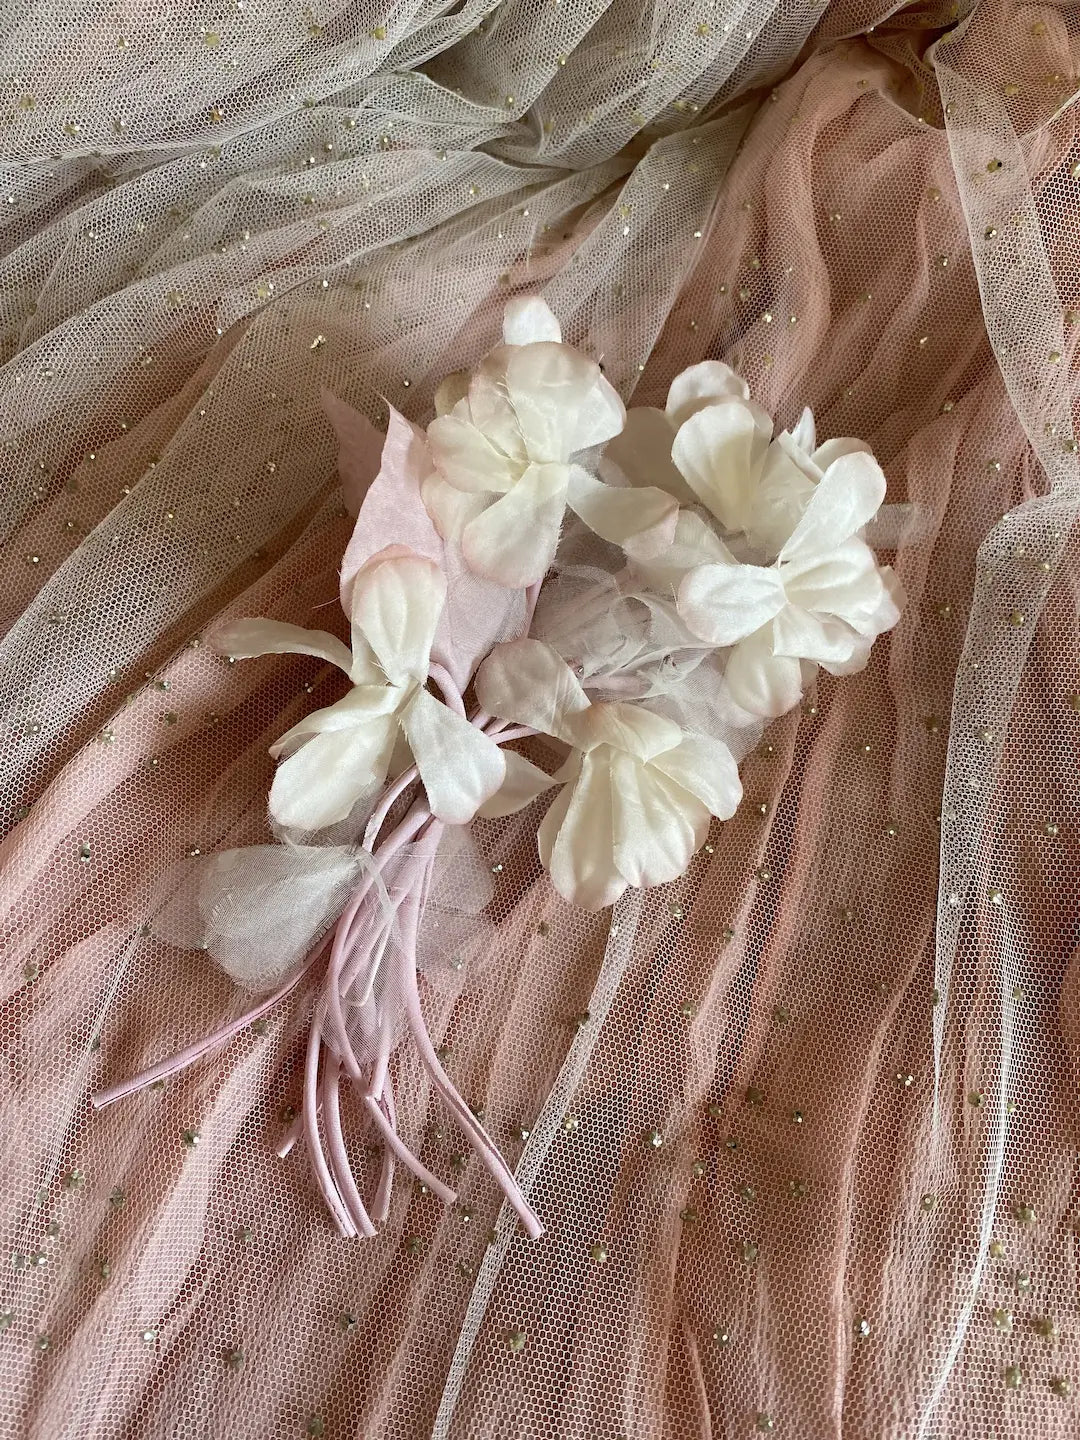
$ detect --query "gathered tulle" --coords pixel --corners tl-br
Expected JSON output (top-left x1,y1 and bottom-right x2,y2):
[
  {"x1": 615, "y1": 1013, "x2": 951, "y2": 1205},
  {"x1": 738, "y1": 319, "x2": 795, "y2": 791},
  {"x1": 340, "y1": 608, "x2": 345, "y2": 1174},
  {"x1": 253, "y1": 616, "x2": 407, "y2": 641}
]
[{"x1": 2, "y1": 1, "x2": 1080, "y2": 1437}]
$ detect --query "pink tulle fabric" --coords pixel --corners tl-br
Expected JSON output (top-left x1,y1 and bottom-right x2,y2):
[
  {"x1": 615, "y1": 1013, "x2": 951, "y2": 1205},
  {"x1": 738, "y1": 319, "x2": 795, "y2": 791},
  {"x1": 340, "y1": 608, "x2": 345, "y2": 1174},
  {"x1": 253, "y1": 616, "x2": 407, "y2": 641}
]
[{"x1": 2, "y1": 1, "x2": 1080, "y2": 1436}]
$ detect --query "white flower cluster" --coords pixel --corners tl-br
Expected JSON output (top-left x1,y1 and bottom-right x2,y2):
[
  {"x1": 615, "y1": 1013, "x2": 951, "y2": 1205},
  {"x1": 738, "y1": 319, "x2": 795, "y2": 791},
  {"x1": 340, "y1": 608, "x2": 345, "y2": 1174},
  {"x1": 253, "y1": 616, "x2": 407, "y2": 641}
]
[{"x1": 216, "y1": 296, "x2": 902, "y2": 910}]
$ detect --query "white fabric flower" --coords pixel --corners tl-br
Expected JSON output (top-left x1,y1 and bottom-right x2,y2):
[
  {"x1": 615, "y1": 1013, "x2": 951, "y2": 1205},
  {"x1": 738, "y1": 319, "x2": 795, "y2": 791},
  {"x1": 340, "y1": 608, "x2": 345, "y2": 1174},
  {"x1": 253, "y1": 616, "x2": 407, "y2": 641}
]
[
  {"x1": 474, "y1": 639, "x2": 742, "y2": 910},
  {"x1": 424, "y1": 297, "x2": 627, "y2": 588},
  {"x1": 602, "y1": 360, "x2": 770, "y2": 506},
  {"x1": 212, "y1": 547, "x2": 506, "y2": 830},
  {"x1": 678, "y1": 456, "x2": 903, "y2": 719},
  {"x1": 603, "y1": 360, "x2": 883, "y2": 566}
]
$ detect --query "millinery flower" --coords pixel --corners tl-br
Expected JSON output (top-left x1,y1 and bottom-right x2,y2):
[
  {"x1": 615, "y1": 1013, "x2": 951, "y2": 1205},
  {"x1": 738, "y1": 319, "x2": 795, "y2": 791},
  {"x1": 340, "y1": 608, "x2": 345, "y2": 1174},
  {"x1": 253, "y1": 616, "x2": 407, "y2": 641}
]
[
  {"x1": 678, "y1": 456, "x2": 903, "y2": 719},
  {"x1": 670, "y1": 399, "x2": 886, "y2": 559},
  {"x1": 424, "y1": 297, "x2": 629, "y2": 588},
  {"x1": 602, "y1": 359, "x2": 771, "y2": 507},
  {"x1": 603, "y1": 360, "x2": 885, "y2": 565},
  {"x1": 212, "y1": 546, "x2": 505, "y2": 830},
  {"x1": 475, "y1": 639, "x2": 742, "y2": 909}
]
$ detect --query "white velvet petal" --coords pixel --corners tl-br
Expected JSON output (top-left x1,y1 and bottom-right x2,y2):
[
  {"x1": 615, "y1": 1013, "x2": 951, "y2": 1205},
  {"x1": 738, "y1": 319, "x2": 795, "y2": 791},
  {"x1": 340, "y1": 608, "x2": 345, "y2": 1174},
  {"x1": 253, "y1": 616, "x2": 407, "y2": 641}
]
[
  {"x1": 420, "y1": 472, "x2": 488, "y2": 543},
  {"x1": 433, "y1": 370, "x2": 470, "y2": 416},
  {"x1": 750, "y1": 433, "x2": 820, "y2": 553},
  {"x1": 460, "y1": 461, "x2": 567, "y2": 587},
  {"x1": 649, "y1": 734, "x2": 742, "y2": 820},
  {"x1": 609, "y1": 751, "x2": 705, "y2": 888},
  {"x1": 781, "y1": 537, "x2": 895, "y2": 637},
  {"x1": 677, "y1": 559, "x2": 787, "y2": 646},
  {"x1": 572, "y1": 700, "x2": 682, "y2": 762},
  {"x1": 565, "y1": 464, "x2": 678, "y2": 559},
  {"x1": 821, "y1": 633, "x2": 874, "y2": 678},
  {"x1": 467, "y1": 351, "x2": 529, "y2": 467},
  {"x1": 567, "y1": 371, "x2": 627, "y2": 454},
  {"x1": 789, "y1": 405, "x2": 816, "y2": 455},
  {"x1": 502, "y1": 295, "x2": 562, "y2": 345},
  {"x1": 505, "y1": 343, "x2": 623, "y2": 462},
  {"x1": 632, "y1": 508, "x2": 731, "y2": 593},
  {"x1": 601, "y1": 407, "x2": 695, "y2": 504},
  {"x1": 269, "y1": 684, "x2": 402, "y2": 760},
  {"x1": 539, "y1": 752, "x2": 627, "y2": 910},
  {"x1": 666, "y1": 360, "x2": 750, "y2": 426},
  {"x1": 400, "y1": 685, "x2": 506, "y2": 825},
  {"x1": 426, "y1": 412, "x2": 519, "y2": 494},
  {"x1": 670, "y1": 398, "x2": 762, "y2": 532},
  {"x1": 475, "y1": 637, "x2": 589, "y2": 740},
  {"x1": 724, "y1": 626, "x2": 804, "y2": 720},
  {"x1": 269, "y1": 721, "x2": 396, "y2": 830},
  {"x1": 350, "y1": 549, "x2": 445, "y2": 687},
  {"x1": 811, "y1": 436, "x2": 873, "y2": 470},
  {"x1": 771, "y1": 606, "x2": 859, "y2": 665},
  {"x1": 476, "y1": 749, "x2": 557, "y2": 818},
  {"x1": 779, "y1": 450, "x2": 887, "y2": 562},
  {"x1": 210, "y1": 618, "x2": 354, "y2": 675},
  {"x1": 801, "y1": 563, "x2": 901, "y2": 641}
]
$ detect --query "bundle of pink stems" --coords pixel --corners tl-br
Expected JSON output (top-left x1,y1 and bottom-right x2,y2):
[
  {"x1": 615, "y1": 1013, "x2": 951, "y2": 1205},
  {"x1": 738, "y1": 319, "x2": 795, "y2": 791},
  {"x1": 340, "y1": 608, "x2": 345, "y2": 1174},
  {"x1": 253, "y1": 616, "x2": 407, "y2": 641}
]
[{"x1": 91, "y1": 664, "x2": 545, "y2": 1243}]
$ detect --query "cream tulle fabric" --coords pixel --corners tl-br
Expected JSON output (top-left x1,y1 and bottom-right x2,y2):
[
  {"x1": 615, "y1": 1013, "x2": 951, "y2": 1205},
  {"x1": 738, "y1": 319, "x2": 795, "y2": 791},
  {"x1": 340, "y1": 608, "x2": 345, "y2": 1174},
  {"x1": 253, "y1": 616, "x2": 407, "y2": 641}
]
[{"x1": 2, "y1": 0, "x2": 1080, "y2": 1435}]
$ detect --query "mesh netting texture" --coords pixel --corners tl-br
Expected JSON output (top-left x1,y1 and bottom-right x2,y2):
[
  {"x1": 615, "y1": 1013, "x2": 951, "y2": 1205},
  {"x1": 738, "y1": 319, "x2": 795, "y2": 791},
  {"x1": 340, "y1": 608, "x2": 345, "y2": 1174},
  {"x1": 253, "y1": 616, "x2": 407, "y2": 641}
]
[{"x1": 2, "y1": 0, "x2": 1080, "y2": 1436}]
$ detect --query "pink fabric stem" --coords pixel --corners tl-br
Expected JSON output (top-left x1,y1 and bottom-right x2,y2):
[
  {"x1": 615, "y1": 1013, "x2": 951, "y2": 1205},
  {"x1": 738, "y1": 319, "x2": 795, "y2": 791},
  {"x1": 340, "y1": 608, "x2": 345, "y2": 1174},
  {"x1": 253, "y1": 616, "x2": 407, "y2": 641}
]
[
  {"x1": 372, "y1": 1080, "x2": 397, "y2": 1224},
  {"x1": 276, "y1": 1108, "x2": 305, "y2": 1160},
  {"x1": 363, "y1": 1093, "x2": 457, "y2": 1205},
  {"x1": 321, "y1": 1053, "x2": 378, "y2": 1239},
  {"x1": 428, "y1": 662, "x2": 467, "y2": 717},
  {"x1": 325, "y1": 808, "x2": 427, "y2": 1064},
  {"x1": 304, "y1": 1020, "x2": 356, "y2": 1239},
  {"x1": 91, "y1": 934, "x2": 331, "y2": 1110},
  {"x1": 395, "y1": 887, "x2": 544, "y2": 1239}
]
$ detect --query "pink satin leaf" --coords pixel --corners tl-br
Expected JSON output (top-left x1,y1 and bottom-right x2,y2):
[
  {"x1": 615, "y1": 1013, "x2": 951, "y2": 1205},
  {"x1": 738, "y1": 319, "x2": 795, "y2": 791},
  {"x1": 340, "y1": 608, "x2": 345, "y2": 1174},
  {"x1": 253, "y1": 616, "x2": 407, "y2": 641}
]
[
  {"x1": 330, "y1": 397, "x2": 525, "y2": 692},
  {"x1": 334, "y1": 400, "x2": 443, "y2": 613},
  {"x1": 322, "y1": 388, "x2": 384, "y2": 521}
]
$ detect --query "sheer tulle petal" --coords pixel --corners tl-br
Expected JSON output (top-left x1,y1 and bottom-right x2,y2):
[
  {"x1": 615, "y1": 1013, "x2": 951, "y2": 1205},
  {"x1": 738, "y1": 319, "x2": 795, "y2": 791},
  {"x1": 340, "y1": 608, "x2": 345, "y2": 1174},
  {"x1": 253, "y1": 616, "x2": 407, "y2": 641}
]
[
  {"x1": 153, "y1": 845, "x2": 370, "y2": 991},
  {"x1": 399, "y1": 686, "x2": 505, "y2": 825}
]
